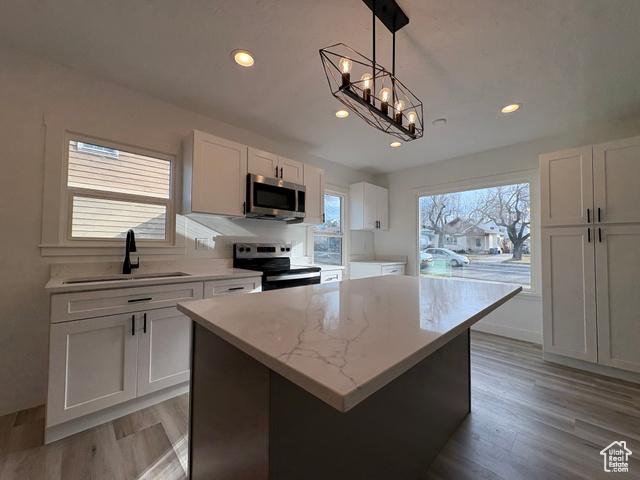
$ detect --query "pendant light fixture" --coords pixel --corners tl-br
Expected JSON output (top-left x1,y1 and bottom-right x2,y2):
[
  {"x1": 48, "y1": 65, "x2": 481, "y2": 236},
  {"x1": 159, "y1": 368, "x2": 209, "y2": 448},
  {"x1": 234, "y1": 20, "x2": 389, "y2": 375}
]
[{"x1": 320, "y1": 0, "x2": 423, "y2": 142}]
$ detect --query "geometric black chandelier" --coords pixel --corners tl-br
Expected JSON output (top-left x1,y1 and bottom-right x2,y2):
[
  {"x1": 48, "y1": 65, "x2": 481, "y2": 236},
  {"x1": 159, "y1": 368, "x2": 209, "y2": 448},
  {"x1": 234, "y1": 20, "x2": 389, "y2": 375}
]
[{"x1": 320, "y1": 0, "x2": 423, "y2": 142}]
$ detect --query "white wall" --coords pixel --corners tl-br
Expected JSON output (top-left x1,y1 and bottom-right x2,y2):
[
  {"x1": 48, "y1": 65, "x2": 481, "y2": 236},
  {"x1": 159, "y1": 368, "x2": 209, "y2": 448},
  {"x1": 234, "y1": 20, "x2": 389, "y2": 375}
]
[
  {"x1": 373, "y1": 115, "x2": 640, "y2": 344},
  {"x1": 0, "y1": 44, "x2": 372, "y2": 415}
]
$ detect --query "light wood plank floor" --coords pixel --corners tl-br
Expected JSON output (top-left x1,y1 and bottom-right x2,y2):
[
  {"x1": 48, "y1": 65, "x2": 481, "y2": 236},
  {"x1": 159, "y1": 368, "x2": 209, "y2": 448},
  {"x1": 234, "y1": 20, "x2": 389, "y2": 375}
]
[{"x1": 1, "y1": 332, "x2": 639, "y2": 479}]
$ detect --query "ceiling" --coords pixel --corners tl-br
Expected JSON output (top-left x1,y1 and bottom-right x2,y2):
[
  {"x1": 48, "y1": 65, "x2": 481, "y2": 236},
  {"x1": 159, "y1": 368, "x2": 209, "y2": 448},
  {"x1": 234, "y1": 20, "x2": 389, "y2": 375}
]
[{"x1": 1, "y1": 0, "x2": 640, "y2": 174}]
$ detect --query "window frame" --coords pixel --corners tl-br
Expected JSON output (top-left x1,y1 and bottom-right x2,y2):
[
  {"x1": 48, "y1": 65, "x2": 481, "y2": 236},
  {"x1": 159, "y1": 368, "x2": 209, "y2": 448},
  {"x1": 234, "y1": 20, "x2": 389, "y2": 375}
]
[
  {"x1": 308, "y1": 186, "x2": 348, "y2": 267},
  {"x1": 414, "y1": 170, "x2": 540, "y2": 296},
  {"x1": 63, "y1": 133, "x2": 175, "y2": 245},
  {"x1": 40, "y1": 114, "x2": 183, "y2": 256}
]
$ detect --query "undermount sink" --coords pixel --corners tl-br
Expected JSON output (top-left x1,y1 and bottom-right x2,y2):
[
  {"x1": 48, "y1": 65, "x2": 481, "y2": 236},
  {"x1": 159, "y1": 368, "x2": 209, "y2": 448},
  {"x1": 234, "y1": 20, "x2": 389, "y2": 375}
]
[{"x1": 62, "y1": 272, "x2": 191, "y2": 285}]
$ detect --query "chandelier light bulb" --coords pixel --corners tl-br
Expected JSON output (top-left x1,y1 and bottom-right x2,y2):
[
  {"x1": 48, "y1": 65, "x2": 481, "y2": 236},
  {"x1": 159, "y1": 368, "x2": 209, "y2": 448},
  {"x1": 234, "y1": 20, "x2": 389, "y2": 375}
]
[
  {"x1": 407, "y1": 111, "x2": 417, "y2": 134},
  {"x1": 339, "y1": 57, "x2": 353, "y2": 87},
  {"x1": 394, "y1": 100, "x2": 405, "y2": 124},
  {"x1": 379, "y1": 88, "x2": 391, "y2": 115},
  {"x1": 361, "y1": 73, "x2": 373, "y2": 103}
]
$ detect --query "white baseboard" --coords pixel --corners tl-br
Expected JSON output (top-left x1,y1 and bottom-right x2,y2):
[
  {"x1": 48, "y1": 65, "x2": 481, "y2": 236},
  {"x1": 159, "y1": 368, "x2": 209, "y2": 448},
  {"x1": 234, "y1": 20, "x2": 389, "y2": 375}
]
[
  {"x1": 543, "y1": 352, "x2": 640, "y2": 385},
  {"x1": 45, "y1": 382, "x2": 189, "y2": 444},
  {"x1": 471, "y1": 322, "x2": 542, "y2": 344}
]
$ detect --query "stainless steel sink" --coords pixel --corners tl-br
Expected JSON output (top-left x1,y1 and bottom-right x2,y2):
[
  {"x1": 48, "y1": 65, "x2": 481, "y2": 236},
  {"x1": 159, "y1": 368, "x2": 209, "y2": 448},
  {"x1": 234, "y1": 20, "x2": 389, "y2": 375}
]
[{"x1": 62, "y1": 272, "x2": 191, "y2": 285}]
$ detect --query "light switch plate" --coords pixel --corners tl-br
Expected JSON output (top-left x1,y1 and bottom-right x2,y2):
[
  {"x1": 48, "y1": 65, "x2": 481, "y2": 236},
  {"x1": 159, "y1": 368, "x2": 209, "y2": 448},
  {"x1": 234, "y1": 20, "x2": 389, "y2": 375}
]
[{"x1": 196, "y1": 238, "x2": 209, "y2": 250}]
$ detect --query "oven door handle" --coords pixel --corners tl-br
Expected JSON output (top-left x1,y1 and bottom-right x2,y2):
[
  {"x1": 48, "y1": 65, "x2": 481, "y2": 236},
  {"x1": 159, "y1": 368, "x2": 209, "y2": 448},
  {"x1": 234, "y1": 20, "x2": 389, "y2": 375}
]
[{"x1": 265, "y1": 272, "x2": 321, "y2": 282}]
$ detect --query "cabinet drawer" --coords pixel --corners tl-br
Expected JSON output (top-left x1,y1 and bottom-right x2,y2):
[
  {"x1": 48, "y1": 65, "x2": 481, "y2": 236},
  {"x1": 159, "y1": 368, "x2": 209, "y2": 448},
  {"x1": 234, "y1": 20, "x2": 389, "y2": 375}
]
[
  {"x1": 51, "y1": 282, "x2": 204, "y2": 323},
  {"x1": 321, "y1": 270, "x2": 342, "y2": 283},
  {"x1": 204, "y1": 277, "x2": 262, "y2": 298},
  {"x1": 381, "y1": 265, "x2": 405, "y2": 276}
]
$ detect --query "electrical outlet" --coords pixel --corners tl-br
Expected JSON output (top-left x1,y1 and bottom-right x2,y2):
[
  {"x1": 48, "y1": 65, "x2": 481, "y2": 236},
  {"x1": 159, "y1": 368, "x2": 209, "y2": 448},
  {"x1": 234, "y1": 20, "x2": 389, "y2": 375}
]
[{"x1": 196, "y1": 238, "x2": 209, "y2": 250}]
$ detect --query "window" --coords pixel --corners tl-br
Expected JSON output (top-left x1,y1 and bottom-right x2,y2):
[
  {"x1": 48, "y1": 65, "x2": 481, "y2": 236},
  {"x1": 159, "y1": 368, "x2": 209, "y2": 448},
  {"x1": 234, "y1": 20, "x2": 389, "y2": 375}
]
[
  {"x1": 312, "y1": 193, "x2": 344, "y2": 266},
  {"x1": 419, "y1": 182, "x2": 531, "y2": 288},
  {"x1": 66, "y1": 138, "x2": 173, "y2": 241}
]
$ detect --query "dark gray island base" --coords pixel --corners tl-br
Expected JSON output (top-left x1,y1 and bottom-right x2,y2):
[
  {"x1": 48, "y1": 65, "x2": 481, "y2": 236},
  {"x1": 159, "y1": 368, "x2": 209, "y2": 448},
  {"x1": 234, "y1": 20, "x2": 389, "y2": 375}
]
[{"x1": 190, "y1": 323, "x2": 470, "y2": 480}]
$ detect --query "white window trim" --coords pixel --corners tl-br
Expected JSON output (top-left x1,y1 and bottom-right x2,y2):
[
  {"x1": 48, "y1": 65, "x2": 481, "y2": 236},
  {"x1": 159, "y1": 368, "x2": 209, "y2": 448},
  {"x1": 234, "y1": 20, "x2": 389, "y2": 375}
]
[
  {"x1": 307, "y1": 185, "x2": 349, "y2": 268},
  {"x1": 40, "y1": 114, "x2": 185, "y2": 256},
  {"x1": 413, "y1": 169, "x2": 540, "y2": 297}
]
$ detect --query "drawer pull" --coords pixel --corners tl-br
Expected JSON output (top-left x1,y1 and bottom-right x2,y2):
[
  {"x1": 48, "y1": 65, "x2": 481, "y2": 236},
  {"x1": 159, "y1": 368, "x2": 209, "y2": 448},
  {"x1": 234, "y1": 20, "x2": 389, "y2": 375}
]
[
  {"x1": 131, "y1": 315, "x2": 135, "y2": 336},
  {"x1": 128, "y1": 297, "x2": 152, "y2": 303},
  {"x1": 228, "y1": 286, "x2": 245, "y2": 291},
  {"x1": 143, "y1": 313, "x2": 147, "y2": 334}
]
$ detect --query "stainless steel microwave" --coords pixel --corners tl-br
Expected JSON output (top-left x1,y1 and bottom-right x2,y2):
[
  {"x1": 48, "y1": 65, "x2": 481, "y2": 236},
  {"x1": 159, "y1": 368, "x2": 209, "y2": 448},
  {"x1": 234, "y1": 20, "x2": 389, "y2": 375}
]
[{"x1": 246, "y1": 174, "x2": 305, "y2": 223}]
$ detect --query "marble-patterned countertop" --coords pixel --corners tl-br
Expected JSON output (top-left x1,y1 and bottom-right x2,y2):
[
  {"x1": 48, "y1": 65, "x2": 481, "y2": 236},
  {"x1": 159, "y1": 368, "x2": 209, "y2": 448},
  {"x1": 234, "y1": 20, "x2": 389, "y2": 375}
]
[
  {"x1": 178, "y1": 275, "x2": 521, "y2": 412},
  {"x1": 45, "y1": 259, "x2": 261, "y2": 294}
]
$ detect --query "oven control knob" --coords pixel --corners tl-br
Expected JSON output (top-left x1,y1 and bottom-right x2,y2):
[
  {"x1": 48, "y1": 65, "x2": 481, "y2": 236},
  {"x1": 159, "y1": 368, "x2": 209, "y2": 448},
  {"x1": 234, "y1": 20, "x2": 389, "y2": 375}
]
[
  {"x1": 281, "y1": 247, "x2": 285, "y2": 252},
  {"x1": 239, "y1": 247, "x2": 245, "y2": 252},
  {"x1": 246, "y1": 247, "x2": 251, "y2": 252},
  {"x1": 286, "y1": 247, "x2": 291, "y2": 251}
]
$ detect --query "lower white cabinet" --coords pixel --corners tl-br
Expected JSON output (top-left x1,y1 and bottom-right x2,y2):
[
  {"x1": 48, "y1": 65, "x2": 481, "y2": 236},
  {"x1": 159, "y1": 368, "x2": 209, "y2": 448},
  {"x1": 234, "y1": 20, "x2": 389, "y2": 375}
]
[
  {"x1": 320, "y1": 270, "x2": 343, "y2": 283},
  {"x1": 204, "y1": 276, "x2": 262, "y2": 297},
  {"x1": 350, "y1": 262, "x2": 405, "y2": 280}
]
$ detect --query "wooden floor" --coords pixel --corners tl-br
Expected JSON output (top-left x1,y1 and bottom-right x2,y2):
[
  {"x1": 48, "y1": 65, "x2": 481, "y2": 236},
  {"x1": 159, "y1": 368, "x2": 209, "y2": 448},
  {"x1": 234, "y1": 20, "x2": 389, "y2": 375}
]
[{"x1": 0, "y1": 332, "x2": 639, "y2": 479}]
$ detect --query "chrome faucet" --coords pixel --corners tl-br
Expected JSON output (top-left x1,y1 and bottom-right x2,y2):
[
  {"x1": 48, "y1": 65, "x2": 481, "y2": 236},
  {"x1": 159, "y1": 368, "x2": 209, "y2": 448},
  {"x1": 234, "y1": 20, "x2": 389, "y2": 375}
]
[{"x1": 123, "y1": 229, "x2": 140, "y2": 274}]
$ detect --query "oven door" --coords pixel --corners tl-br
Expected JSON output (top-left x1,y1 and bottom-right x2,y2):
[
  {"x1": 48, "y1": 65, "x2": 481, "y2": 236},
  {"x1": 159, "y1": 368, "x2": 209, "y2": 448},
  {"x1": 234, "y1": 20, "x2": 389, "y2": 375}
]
[{"x1": 262, "y1": 271, "x2": 321, "y2": 291}]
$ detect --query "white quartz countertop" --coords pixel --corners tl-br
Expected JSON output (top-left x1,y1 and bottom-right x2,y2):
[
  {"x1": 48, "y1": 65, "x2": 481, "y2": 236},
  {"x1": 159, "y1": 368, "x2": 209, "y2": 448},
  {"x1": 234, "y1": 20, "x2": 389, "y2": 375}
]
[
  {"x1": 45, "y1": 264, "x2": 261, "y2": 294},
  {"x1": 178, "y1": 275, "x2": 521, "y2": 412}
]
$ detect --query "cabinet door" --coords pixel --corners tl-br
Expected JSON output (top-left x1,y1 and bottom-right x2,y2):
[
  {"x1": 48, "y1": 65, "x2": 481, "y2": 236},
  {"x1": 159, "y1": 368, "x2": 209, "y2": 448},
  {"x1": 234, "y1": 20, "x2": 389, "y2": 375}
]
[
  {"x1": 593, "y1": 136, "x2": 640, "y2": 224},
  {"x1": 137, "y1": 307, "x2": 192, "y2": 396},
  {"x1": 541, "y1": 227, "x2": 597, "y2": 362},
  {"x1": 189, "y1": 131, "x2": 247, "y2": 216},
  {"x1": 362, "y1": 183, "x2": 378, "y2": 230},
  {"x1": 375, "y1": 186, "x2": 389, "y2": 231},
  {"x1": 303, "y1": 164, "x2": 324, "y2": 225},
  {"x1": 47, "y1": 313, "x2": 138, "y2": 426},
  {"x1": 248, "y1": 148, "x2": 278, "y2": 178},
  {"x1": 539, "y1": 147, "x2": 593, "y2": 226},
  {"x1": 278, "y1": 156, "x2": 304, "y2": 183},
  {"x1": 595, "y1": 225, "x2": 640, "y2": 373}
]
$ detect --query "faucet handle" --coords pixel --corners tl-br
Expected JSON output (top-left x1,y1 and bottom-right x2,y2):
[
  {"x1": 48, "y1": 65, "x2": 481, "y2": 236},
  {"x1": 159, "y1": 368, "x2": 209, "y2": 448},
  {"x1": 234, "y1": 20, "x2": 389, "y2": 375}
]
[{"x1": 132, "y1": 257, "x2": 140, "y2": 270}]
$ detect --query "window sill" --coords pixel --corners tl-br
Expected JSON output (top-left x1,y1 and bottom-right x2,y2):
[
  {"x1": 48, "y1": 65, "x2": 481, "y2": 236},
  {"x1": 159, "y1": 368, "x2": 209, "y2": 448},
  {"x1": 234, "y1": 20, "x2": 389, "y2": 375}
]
[{"x1": 40, "y1": 244, "x2": 186, "y2": 257}]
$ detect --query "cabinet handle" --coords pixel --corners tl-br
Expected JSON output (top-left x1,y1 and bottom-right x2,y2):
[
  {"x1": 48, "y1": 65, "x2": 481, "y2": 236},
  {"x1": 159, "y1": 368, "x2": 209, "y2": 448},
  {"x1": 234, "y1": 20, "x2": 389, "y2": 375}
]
[
  {"x1": 587, "y1": 228, "x2": 591, "y2": 243},
  {"x1": 228, "y1": 286, "x2": 245, "y2": 291},
  {"x1": 280, "y1": 167, "x2": 283, "y2": 178},
  {"x1": 143, "y1": 313, "x2": 147, "y2": 334},
  {"x1": 128, "y1": 297, "x2": 152, "y2": 303},
  {"x1": 131, "y1": 315, "x2": 135, "y2": 336},
  {"x1": 323, "y1": 213, "x2": 325, "y2": 223},
  {"x1": 598, "y1": 207, "x2": 601, "y2": 222},
  {"x1": 599, "y1": 227, "x2": 602, "y2": 243},
  {"x1": 275, "y1": 166, "x2": 278, "y2": 178},
  {"x1": 243, "y1": 201, "x2": 246, "y2": 214},
  {"x1": 587, "y1": 208, "x2": 590, "y2": 223}
]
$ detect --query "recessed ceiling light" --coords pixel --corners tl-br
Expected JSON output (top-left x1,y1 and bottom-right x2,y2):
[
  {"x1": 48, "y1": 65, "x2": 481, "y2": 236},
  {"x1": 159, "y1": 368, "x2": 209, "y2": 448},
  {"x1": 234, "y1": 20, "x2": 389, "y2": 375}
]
[
  {"x1": 501, "y1": 103, "x2": 521, "y2": 113},
  {"x1": 390, "y1": 141, "x2": 402, "y2": 148},
  {"x1": 432, "y1": 118, "x2": 447, "y2": 126},
  {"x1": 335, "y1": 110, "x2": 349, "y2": 118},
  {"x1": 231, "y1": 49, "x2": 255, "y2": 67}
]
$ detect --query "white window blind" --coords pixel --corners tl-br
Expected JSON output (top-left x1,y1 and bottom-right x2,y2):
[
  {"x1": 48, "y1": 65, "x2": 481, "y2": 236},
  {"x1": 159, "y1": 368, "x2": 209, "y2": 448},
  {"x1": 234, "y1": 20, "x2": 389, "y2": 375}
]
[{"x1": 67, "y1": 140, "x2": 172, "y2": 241}]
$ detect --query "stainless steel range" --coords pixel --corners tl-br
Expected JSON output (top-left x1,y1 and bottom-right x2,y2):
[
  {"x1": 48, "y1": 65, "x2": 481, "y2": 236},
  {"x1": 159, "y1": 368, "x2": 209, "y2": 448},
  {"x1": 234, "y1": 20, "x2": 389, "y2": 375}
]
[{"x1": 233, "y1": 243, "x2": 321, "y2": 291}]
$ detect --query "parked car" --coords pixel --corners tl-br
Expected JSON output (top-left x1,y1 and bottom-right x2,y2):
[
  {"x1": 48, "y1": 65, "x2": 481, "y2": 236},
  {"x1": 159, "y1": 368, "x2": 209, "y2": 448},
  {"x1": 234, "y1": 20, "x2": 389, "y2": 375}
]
[
  {"x1": 420, "y1": 250, "x2": 434, "y2": 269},
  {"x1": 424, "y1": 248, "x2": 469, "y2": 267}
]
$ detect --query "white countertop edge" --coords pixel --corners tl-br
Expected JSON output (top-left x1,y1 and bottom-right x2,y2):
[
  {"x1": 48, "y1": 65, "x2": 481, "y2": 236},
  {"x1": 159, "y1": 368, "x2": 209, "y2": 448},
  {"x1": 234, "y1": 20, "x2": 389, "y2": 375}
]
[
  {"x1": 178, "y1": 284, "x2": 521, "y2": 413},
  {"x1": 45, "y1": 269, "x2": 262, "y2": 294}
]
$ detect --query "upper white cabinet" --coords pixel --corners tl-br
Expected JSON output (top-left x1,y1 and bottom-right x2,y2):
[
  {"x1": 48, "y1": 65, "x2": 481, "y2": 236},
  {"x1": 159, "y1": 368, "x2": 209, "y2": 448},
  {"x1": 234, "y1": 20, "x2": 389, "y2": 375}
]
[
  {"x1": 303, "y1": 164, "x2": 325, "y2": 225},
  {"x1": 350, "y1": 182, "x2": 389, "y2": 231},
  {"x1": 540, "y1": 146, "x2": 593, "y2": 227},
  {"x1": 540, "y1": 136, "x2": 640, "y2": 227},
  {"x1": 248, "y1": 147, "x2": 304, "y2": 184},
  {"x1": 593, "y1": 137, "x2": 640, "y2": 224},
  {"x1": 183, "y1": 130, "x2": 247, "y2": 217}
]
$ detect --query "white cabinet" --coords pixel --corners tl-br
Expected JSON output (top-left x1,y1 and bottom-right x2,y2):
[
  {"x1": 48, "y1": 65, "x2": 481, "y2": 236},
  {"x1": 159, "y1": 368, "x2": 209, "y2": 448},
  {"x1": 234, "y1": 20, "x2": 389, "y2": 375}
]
[
  {"x1": 204, "y1": 276, "x2": 262, "y2": 297},
  {"x1": 540, "y1": 135, "x2": 640, "y2": 373},
  {"x1": 137, "y1": 307, "x2": 192, "y2": 396},
  {"x1": 48, "y1": 313, "x2": 139, "y2": 426},
  {"x1": 183, "y1": 130, "x2": 248, "y2": 217},
  {"x1": 350, "y1": 262, "x2": 405, "y2": 280},
  {"x1": 248, "y1": 147, "x2": 304, "y2": 184},
  {"x1": 320, "y1": 270, "x2": 343, "y2": 283},
  {"x1": 350, "y1": 182, "x2": 389, "y2": 231},
  {"x1": 303, "y1": 164, "x2": 325, "y2": 226}
]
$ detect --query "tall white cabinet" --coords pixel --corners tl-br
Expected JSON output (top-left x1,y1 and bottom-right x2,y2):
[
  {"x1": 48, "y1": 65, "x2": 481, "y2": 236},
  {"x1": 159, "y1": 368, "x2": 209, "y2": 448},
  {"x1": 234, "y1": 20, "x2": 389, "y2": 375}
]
[
  {"x1": 540, "y1": 135, "x2": 640, "y2": 373},
  {"x1": 350, "y1": 182, "x2": 389, "y2": 231}
]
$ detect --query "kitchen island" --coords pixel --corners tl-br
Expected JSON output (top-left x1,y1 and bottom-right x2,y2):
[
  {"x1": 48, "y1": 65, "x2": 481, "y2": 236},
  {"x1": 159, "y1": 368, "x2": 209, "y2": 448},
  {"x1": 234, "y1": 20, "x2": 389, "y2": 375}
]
[{"x1": 178, "y1": 275, "x2": 521, "y2": 480}]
